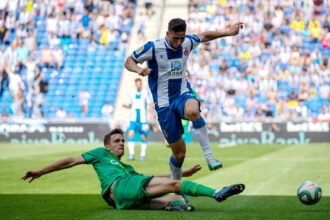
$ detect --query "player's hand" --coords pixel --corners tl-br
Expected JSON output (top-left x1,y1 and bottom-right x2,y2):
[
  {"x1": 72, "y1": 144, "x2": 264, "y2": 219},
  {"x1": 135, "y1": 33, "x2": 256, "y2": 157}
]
[
  {"x1": 138, "y1": 67, "x2": 152, "y2": 77},
  {"x1": 21, "y1": 170, "x2": 43, "y2": 183},
  {"x1": 182, "y1": 164, "x2": 202, "y2": 177},
  {"x1": 227, "y1": 22, "x2": 244, "y2": 36}
]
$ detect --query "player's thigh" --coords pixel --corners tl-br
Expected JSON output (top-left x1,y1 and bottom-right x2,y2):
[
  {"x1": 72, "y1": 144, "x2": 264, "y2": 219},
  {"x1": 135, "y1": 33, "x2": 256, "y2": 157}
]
[
  {"x1": 145, "y1": 177, "x2": 181, "y2": 197},
  {"x1": 173, "y1": 93, "x2": 200, "y2": 120},
  {"x1": 128, "y1": 121, "x2": 136, "y2": 138},
  {"x1": 157, "y1": 107, "x2": 183, "y2": 144},
  {"x1": 184, "y1": 98, "x2": 200, "y2": 120},
  {"x1": 138, "y1": 123, "x2": 149, "y2": 140},
  {"x1": 113, "y1": 175, "x2": 153, "y2": 209}
]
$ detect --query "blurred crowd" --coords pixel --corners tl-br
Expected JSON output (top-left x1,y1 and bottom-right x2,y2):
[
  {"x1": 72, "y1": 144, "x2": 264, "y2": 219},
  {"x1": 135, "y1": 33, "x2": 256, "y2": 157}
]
[
  {"x1": 0, "y1": 0, "x2": 136, "y2": 119},
  {"x1": 187, "y1": 0, "x2": 330, "y2": 122}
]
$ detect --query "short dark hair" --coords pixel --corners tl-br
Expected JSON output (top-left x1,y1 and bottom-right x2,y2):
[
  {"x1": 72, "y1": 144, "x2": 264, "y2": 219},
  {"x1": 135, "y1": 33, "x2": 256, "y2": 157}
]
[
  {"x1": 103, "y1": 128, "x2": 124, "y2": 146},
  {"x1": 168, "y1": 18, "x2": 186, "y2": 32}
]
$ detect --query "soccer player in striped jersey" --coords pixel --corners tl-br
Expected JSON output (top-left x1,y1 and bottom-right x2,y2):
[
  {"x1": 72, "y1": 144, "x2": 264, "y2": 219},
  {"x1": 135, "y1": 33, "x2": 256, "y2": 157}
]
[
  {"x1": 123, "y1": 78, "x2": 152, "y2": 161},
  {"x1": 124, "y1": 18, "x2": 244, "y2": 178}
]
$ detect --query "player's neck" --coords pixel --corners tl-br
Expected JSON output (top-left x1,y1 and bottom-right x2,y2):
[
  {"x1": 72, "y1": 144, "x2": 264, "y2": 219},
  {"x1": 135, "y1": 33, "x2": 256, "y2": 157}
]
[{"x1": 165, "y1": 37, "x2": 178, "y2": 51}]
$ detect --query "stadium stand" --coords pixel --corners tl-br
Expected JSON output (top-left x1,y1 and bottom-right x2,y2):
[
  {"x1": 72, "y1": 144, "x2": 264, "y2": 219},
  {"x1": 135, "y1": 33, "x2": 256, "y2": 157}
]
[
  {"x1": 0, "y1": 0, "x2": 136, "y2": 119},
  {"x1": 0, "y1": 0, "x2": 329, "y2": 122},
  {"x1": 186, "y1": 0, "x2": 329, "y2": 122}
]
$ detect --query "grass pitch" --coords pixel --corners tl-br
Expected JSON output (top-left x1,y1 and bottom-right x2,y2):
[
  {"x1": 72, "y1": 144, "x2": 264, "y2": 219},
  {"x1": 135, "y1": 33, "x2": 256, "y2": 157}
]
[{"x1": 0, "y1": 142, "x2": 329, "y2": 220}]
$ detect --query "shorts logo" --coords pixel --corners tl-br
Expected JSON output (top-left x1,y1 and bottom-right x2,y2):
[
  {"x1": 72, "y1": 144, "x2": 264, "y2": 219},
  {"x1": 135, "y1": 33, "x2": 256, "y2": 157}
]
[{"x1": 135, "y1": 46, "x2": 144, "y2": 54}]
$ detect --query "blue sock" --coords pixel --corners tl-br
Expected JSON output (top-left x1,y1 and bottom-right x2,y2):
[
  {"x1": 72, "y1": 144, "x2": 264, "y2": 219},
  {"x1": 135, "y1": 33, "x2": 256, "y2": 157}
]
[{"x1": 193, "y1": 117, "x2": 206, "y2": 129}]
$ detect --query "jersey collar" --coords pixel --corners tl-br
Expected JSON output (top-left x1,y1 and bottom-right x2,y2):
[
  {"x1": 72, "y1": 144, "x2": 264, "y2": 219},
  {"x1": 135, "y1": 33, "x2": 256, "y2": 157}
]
[{"x1": 165, "y1": 37, "x2": 181, "y2": 51}]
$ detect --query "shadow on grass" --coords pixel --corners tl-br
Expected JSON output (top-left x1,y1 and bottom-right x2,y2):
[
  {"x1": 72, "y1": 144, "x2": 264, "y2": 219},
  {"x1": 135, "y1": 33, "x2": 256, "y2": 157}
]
[{"x1": 0, "y1": 195, "x2": 329, "y2": 220}]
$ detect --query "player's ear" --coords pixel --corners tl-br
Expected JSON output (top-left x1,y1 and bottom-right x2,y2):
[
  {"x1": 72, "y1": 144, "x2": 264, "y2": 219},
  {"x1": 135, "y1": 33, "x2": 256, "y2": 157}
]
[{"x1": 105, "y1": 144, "x2": 111, "y2": 151}]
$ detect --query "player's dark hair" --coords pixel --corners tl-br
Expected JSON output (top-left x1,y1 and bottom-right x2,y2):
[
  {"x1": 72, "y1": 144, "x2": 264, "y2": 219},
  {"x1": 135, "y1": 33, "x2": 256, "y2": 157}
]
[
  {"x1": 104, "y1": 128, "x2": 124, "y2": 146},
  {"x1": 168, "y1": 18, "x2": 186, "y2": 32}
]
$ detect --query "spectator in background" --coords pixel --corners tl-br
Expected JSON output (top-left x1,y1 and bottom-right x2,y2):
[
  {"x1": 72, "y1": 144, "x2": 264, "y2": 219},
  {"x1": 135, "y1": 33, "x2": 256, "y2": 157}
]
[
  {"x1": 79, "y1": 89, "x2": 90, "y2": 116},
  {"x1": 40, "y1": 45, "x2": 54, "y2": 68},
  {"x1": 144, "y1": 0, "x2": 154, "y2": 17},
  {"x1": 52, "y1": 46, "x2": 64, "y2": 70},
  {"x1": 25, "y1": 31, "x2": 37, "y2": 51},
  {"x1": 0, "y1": 20, "x2": 8, "y2": 45},
  {"x1": 296, "y1": 101, "x2": 308, "y2": 119},
  {"x1": 101, "y1": 102, "x2": 114, "y2": 119},
  {"x1": 102, "y1": 102, "x2": 114, "y2": 128},
  {"x1": 318, "y1": 105, "x2": 330, "y2": 121},
  {"x1": 56, "y1": 107, "x2": 67, "y2": 120},
  {"x1": 0, "y1": 45, "x2": 8, "y2": 96},
  {"x1": 136, "y1": 12, "x2": 146, "y2": 43},
  {"x1": 6, "y1": 65, "x2": 24, "y2": 117}
]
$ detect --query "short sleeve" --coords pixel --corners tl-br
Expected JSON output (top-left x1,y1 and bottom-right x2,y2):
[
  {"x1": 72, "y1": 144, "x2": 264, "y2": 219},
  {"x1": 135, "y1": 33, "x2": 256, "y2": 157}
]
[
  {"x1": 82, "y1": 148, "x2": 103, "y2": 164},
  {"x1": 131, "y1": 41, "x2": 154, "y2": 63},
  {"x1": 186, "y1": 34, "x2": 201, "y2": 51}
]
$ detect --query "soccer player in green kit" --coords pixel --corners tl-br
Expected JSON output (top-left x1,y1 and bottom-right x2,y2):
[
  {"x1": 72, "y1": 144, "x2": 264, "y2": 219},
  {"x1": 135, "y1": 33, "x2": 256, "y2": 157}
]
[{"x1": 22, "y1": 128, "x2": 244, "y2": 211}]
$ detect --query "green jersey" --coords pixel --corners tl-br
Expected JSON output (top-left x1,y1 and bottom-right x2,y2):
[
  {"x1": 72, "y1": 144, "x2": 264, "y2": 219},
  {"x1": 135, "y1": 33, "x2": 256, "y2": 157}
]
[{"x1": 82, "y1": 147, "x2": 141, "y2": 195}]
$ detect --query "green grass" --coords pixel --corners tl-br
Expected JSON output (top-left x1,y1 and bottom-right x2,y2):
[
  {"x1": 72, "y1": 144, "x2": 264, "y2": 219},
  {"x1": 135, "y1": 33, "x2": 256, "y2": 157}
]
[{"x1": 0, "y1": 142, "x2": 330, "y2": 219}]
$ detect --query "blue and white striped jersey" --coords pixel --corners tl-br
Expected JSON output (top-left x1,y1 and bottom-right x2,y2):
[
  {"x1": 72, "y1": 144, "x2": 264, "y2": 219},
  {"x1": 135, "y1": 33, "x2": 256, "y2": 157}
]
[
  {"x1": 128, "y1": 90, "x2": 151, "y2": 123},
  {"x1": 131, "y1": 35, "x2": 201, "y2": 109}
]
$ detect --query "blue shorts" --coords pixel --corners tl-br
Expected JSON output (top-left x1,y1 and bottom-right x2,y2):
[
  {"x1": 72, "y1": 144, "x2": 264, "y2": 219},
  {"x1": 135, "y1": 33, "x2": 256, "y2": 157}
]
[
  {"x1": 157, "y1": 92, "x2": 199, "y2": 144},
  {"x1": 128, "y1": 121, "x2": 149, "y2": 137}
]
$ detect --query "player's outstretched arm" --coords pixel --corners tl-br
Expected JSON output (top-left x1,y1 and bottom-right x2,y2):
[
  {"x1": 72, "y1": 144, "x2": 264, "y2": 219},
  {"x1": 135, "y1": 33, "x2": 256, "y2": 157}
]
[
  {"x1": 156, "y1": 164, "x2": 202, "y2": 178},
  {"x1": 21, "y1": 156, "x2": 86, "y2": 183},
  {"x1": 124, "y1": 56, "x2": 152, "y2": 77},
  {"x1": 182, "y1": 164, "x2": 202, "y2": 177},
  {"x1": 199, "y1": 22, "x2": 244, "y2": 42}
]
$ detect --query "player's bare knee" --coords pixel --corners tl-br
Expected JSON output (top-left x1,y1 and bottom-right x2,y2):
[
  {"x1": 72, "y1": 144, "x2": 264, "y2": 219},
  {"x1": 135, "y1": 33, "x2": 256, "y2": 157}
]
[
  {"x1": 187, "y1": 109, "x2": 200, "y2": 121},
  {"x1": 173, "y1": 151, "x2": 186, "y2": 161},
  {"x1": 167, "y1": 180, "x2": 181, "y2": 192},
  {"x1": 191, "y1": 110, "x2": 200, "y2": 121}
]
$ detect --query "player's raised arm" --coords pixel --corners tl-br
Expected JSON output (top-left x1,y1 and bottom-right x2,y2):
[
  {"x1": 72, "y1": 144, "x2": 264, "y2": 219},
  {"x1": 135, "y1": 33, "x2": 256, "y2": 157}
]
[
  {"x1": 198, "y1": 22, "x2": 244, "y2": 42},
  {"x1": 21, "y1": 156, "x2": 86, "y2": 183}
]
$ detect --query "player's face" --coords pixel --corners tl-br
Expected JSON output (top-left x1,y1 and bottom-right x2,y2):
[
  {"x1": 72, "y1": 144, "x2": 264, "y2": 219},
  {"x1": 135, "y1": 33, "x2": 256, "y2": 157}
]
[
  {"x1": 107, "y1": 134, "x2": 125, "y2": 158},
  {"x1": 166, "y1": 31, "x2": 186, "y2": 49},
  {"x1": 135, "y1": 81, "x2": 142, "y2": 91}
]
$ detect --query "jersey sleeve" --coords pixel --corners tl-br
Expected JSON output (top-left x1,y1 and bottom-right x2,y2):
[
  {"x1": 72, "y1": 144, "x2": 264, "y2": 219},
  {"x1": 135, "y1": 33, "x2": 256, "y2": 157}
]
[
  {"x1": 82, "y1": 148, "x2": 102, "y2": 164},
  {"x1": 186, "y1": 34, "x2": 201, "y2": 52},
  {"x1": 131, "y1": 41, "x2": 154, "y2": 63}
]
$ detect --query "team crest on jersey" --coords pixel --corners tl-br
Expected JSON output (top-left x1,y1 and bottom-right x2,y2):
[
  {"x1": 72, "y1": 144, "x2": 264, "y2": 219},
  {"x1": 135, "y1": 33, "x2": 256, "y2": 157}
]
[
  {"x1": 184, "y1": 47, "x2": 189, "y2": 56},
  {"x1": 135, "y1": 46, "x2": 144, "y2": 54},
  {"x1": 110, "y1": 159, "x2": 124, "y2": 168}
]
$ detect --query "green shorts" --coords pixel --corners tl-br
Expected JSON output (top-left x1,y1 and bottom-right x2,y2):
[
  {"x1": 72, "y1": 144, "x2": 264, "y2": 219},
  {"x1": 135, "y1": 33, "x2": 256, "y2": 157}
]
[{"x1": 113, "y1": 175, "x2": 154, "y2": 210}]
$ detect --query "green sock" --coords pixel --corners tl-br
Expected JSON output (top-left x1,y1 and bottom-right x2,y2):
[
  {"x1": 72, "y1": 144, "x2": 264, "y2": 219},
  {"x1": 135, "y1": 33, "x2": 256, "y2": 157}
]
[{"x1": 180, "y1": 181, "x2": 216, "y2": 198}]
